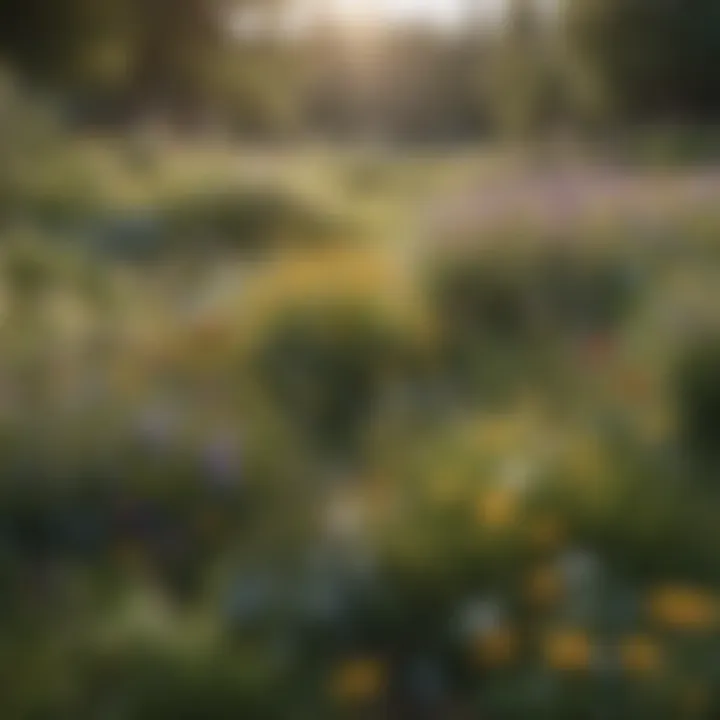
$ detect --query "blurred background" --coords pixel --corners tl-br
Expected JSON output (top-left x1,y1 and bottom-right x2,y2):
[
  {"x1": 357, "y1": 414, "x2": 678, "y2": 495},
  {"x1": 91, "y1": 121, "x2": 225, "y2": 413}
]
[{"x1": 1, "y1": 0, "x2": 720, "y2": 718}]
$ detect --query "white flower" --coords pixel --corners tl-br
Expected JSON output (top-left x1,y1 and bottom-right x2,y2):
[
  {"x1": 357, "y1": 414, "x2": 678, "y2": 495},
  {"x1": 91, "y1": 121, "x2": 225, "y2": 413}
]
[
  {"x1": 558, "y1": 549, "x2": 602, "y2": 591},
  {"x1": 500, "y1": 458, "x2": 534, "y2": 493},
  {"x1": 299, "y1": 580, "x2": 346, "y2": 624},
  {"x1": 325, "y1": 492, "x2": 365, "y2": 543},
  {"x1": 455, "y1": 597, "x2": 504, "y2": 639}
]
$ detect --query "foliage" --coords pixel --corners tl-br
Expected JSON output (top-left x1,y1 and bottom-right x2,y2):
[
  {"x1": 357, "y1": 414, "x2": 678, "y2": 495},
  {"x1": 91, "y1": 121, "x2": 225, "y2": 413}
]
[{"x1": 0, "y1": 148, "x2": 718, "y2": 718}]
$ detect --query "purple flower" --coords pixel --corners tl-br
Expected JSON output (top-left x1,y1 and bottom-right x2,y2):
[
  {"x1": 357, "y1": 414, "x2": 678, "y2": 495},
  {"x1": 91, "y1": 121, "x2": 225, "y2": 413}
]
[{"x1": 202, "y1": 429, "x2": 242, "y2": 487}]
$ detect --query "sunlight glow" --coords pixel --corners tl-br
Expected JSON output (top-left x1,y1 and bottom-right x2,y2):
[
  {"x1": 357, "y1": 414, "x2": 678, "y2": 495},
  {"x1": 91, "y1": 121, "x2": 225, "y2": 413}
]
[{"x1": 302, "y1": 0, "x2": 506, "y2": 28}]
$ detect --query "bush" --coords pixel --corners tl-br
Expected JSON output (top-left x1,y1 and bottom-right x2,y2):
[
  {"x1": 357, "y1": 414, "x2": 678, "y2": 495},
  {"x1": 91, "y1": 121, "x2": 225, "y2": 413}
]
[
  {"x1": 162, "y1": 184, "x2": 350, "y2": 256},
  {"x1": 674, "y1": 334, "x2": 720, "y2": 469},
  {"x1": 83, "y1": 650, "x2": 286, "y2": 720},
  {"x1": 424, "y1": 240, "x2": 639, "y2": 400},
  {"x1": 428, "y1": 242, "x2": 637, "y2": 345},
  {"x1": 242, "y1": 252, "x2": 428, "y2": 456}
]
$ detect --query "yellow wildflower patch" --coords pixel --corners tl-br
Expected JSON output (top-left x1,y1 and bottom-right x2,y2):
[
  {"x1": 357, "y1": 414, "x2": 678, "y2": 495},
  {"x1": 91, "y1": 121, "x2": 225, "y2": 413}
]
[
  {"x1": 474, "y1": 627, "x2": 518, "y2": 668},
  {"x1": 543, "y1": 630, "x2": 593, "y2": 672},
  {"x1": 525, "y1": 565, "x2": 563, "y2": 607},
  {"x1": 528, "y1": 516, "x2": 566, "y2": 552},
  {"x1": 330, "y1": 658, "x2": 387, "y2": 705},
  {"x1": 648, "y1": 586, "x2": 718, "y2": 631},
  {"x1": 619, "y1": 635, "x2": 664, "y2": 676},
  {"x1": 476, "y1": 488, "x2": 518, "y2": 529}
]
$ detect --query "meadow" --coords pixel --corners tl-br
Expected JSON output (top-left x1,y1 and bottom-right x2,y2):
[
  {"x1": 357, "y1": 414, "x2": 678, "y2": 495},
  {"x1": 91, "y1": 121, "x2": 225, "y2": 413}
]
[{"x1": 4, "y1": 105, "x2": 720, "y2": 718}]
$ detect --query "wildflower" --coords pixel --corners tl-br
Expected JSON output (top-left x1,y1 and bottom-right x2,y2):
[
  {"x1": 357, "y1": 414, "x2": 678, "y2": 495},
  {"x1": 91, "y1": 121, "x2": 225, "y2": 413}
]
[
  {"x1": 325, "y1": 492, "x2": 365, "y2": 543},
  {"x1": 619, "y1": 635, "x2": 663, "y2": 676},
  {"x1": 330, "y1": 658, "x2": 387, "y2": 704},
  {"x1": 501, "y1": 458, "x2": 534, "y2": 493},
  {"x1": 528, "y1": 515, "x2": 565, "y2": 552},
  {"x1": 616, "y1": 366, "x2": 653, "y2": 403},
  {"x1": 579, "y1": 332, "x2": 615, "y2": 368},
  {"x1": 476, "y1": 415, "x2": 522, "y2": 454},
  {"x1": 474, "y1": 627, "x2": 518, "y2": 668},
  {"x1": 647, "y1": 586, "x2": 718, "y2": 631},
  {"x1": 526, "y1": 565, "x2": 563, "y2": 607},
  {"x1": 557, "y1": 550, "x2": 601, "y2": 592},
  {"x1": 544, "y1": 630, "x2": 593, "y2": 671},
  {"x1": 455, "y1": 598, "x2": 505, "y2": 639},
  {"x1": 475, "y1": 487, "x2": 517, "y2": 529},
  {"x1": 202, "y1": 429, "x2": 242, "y2": 488}
]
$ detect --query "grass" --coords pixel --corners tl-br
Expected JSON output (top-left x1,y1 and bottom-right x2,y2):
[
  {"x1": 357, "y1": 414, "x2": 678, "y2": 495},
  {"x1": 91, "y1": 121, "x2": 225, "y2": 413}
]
[{"x1": 2, "y1": 135, "x2": 720, "y2": 717}]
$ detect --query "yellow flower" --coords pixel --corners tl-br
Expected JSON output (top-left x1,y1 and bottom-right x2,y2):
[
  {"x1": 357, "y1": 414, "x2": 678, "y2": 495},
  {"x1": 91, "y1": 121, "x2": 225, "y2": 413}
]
[
  {"x1": 476, "y1": 488, "x2": 517, "y2": 529},
  {"x1": 620, "y1": 635, "x2": 663, "y2": 676},
  {"x1": 525, "y1": 565, "x2": 563, "y2": 607},
  {"x1": 474, "y1": 627, "x2": 518, "y2": 668},
  {"x1": 330, "y1": 658, "x2": 387, "y2": 704},
  {"x1": 477, "y1": 416, "x2": 523, "y2": 454},
  {"x1": 648, "y1": 586, "x2": 718, "y2": 631},
  {"x1": 544, "y1": 630, "x2": 592, "y2": 671}
]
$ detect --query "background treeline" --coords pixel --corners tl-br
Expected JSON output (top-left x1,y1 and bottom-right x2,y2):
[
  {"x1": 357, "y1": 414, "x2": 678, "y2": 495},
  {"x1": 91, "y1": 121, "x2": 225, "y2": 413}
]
[{"x1": 0, "y1": 0, "x2": 719, "y2": 140}]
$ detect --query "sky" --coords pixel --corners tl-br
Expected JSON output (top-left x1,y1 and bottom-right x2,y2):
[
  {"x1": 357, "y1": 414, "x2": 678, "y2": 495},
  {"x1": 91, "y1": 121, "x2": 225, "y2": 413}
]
[
  {"x1": 293, "y1": 0, "x2": 507, "y2": 29},
  {"x1": 329, "y1": 0, "x2": 506, "y2": 27},
  {"x1": 233, "y1": 0, "x2": 513, "y2": 40}
]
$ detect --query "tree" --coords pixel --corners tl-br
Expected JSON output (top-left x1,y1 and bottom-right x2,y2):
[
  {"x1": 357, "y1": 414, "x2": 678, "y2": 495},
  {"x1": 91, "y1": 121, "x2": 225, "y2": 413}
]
[
  {"x1": 0, "y1": 0, "x2": 284, "y2": 126},
  {"x1": 487, "y1": 0, "x2": 559, "y2": 138},
  {"x1": 565, "y1": 0, "x2": 720, "y2": 124}
]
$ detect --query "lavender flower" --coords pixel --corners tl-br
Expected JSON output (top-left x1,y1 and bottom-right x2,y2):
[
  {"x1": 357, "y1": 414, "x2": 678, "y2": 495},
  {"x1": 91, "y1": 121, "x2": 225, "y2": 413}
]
[{"x1": 202, "y1": 429, "x2": 242, "y2": 488}]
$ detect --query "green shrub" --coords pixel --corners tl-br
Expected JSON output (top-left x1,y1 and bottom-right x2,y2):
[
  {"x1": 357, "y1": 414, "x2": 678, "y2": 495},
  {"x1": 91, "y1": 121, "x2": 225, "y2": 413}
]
[
  {"x1": 163, "y1": 185, "x2": 349, "y2": 256},
  {"x1": 248, "y1": 300, "x2": 419, "y2": 457},
  {"x1": 674, "y1": 334, "x2": 720, "y2": 469},
  {"x1": 241, "y1": 254, "x2": 428, "y2": 457},
  {"x1": 86, "y1": 651, "x2": 284, "y2": 720},
  {"x1": 428, "y1": 243, "x2": 637, "y2": 344}
]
